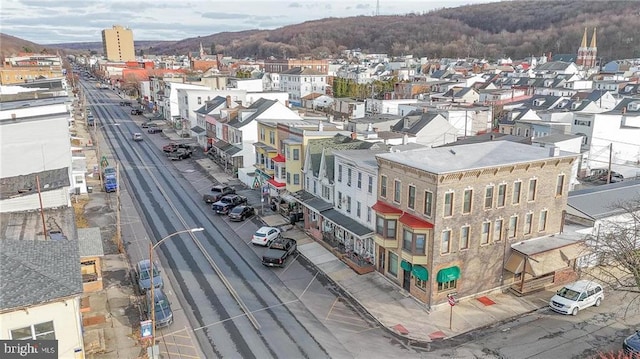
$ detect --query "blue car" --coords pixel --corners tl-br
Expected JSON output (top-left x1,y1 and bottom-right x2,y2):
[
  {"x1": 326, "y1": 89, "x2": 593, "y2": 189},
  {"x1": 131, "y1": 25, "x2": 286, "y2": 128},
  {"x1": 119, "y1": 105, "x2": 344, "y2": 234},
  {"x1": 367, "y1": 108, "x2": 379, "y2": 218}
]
[
  {"x1": 146, "y1": 289, "x2": 173, "y2": 328},
  {"x1": 135, "y1": 259, "x2": 163, "y2": 293},
  {"x1": 623, "y1": 330, "x2": 640, "y2": 357}
]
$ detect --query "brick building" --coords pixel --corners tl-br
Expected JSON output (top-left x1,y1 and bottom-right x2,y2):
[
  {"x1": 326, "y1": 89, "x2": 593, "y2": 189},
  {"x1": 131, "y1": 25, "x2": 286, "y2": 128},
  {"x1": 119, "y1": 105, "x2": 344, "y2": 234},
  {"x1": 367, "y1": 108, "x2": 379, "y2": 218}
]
[
  {"x1": 373, "y1": 141, "x2": 580, "y2": 307},
  {"x1": 264, "y1": 58, "x2": 328, "y2": 74}
]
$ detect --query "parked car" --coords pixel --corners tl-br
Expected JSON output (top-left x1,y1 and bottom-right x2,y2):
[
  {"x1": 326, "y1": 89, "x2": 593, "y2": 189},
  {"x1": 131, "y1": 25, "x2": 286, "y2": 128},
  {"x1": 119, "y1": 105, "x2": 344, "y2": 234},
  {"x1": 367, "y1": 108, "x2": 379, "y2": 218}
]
[
  {"x1": 141, "y1": 122, "x2": 158, "y2": 129},
  {"x1": 262, "y1": 237, "x2": 297, "y2": 267},
  {"x1": 135, "y1": 259, "x2": 163, "y2": 293},
  {"x1": 147, "y1": 128, "x2": 162, "y2": 134},
  {"x1": 167, "y1": 148, "x2": 192, "y2": 161},
  {"x1": 203, "y1": 185, "x2": 235, "y2": 203},
  {"x1": 549, "y1": 280, "x2": 603, "y2": 315},
  {"x1": 228, "y1": 205, "x2": 255, "y2": 221},
  {"x1": 131, "y1": 108, "x2": 143, "y2": 115},
  {"x1": 145, "y1": 289, "x2": 173, "y2": 329},
  {"x1": 623, "y1": 330, "x2": 640, "y2": 357},
  {"x1": 132, "y1": 133, "x2": 143, "y2": 141},
  {"x1": 251, "y1": 226, "x2": 281, "y2": 246},
  {"x1": 211, "y1": 194, "x2": 248, "y2": 214}
]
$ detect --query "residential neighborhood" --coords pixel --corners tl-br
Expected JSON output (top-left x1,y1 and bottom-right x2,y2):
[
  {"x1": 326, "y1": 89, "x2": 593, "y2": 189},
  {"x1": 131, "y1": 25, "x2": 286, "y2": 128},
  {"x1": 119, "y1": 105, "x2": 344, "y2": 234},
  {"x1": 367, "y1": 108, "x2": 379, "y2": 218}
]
[{"x1": 1, "y1": 5, "x2": 640, "y2": 359}]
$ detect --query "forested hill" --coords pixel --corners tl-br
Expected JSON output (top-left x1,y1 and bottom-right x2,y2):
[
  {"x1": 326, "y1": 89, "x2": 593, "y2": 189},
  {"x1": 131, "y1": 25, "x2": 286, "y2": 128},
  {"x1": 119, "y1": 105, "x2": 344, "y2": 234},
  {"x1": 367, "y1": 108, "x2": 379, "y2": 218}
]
[{"x1": 146, "y1": 0, "x2": 640, "y2": 61}]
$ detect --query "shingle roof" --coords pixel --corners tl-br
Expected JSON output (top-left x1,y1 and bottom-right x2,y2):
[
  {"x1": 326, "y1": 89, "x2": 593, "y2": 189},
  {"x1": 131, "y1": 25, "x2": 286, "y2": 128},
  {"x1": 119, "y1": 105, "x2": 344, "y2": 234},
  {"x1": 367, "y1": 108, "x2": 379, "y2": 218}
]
[
  {"x1": 227, "y1": 98, "x2": 277, "y2": 128},
  {"x1": 281, "y1": 67, "x2": 324, "y2": 76},
  {"x1": 194, "y1": 96, "x2": 226, "y2": 114},
  {"x1": 306, "y1": 135, "x2": 381, "y2": 179},
  {"x1": 77, "y1": 227, "x2": 104, "y2": 258},
  {"x1": 567, "y1": 180, "x2": 640, "y2": 220},
  {"x1": 391, "y1": 112, "x2": 442, "y2": 134},
  {"x1": 0, "y1": 207, "x2": 81, "y2": 311}
]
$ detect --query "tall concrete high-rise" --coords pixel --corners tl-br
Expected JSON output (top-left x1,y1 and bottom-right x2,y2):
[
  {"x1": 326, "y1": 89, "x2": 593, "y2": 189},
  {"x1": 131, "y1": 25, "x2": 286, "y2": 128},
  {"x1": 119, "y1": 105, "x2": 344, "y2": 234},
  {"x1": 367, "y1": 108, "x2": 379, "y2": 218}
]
[{"x1": 101, "y1": 25, "x2": 135, "y2": 62}]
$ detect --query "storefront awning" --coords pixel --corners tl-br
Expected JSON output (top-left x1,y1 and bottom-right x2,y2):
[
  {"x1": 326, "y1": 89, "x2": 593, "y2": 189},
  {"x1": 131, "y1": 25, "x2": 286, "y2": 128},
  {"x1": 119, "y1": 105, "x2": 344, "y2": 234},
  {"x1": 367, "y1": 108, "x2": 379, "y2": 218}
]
[
  {"x1": 213, "y1": 140, "x2": 231, "y2": 150},
  {"x1": 322, "y1": 209, "x2": 374, "y2": 237},
  {"x1": 399, "y1": 212, "x2": 433, "y2": 229},
  {"x1": 437, "y1": 266, "x2": 460, "y2": 283},
  {"x1": 371, "y1": 200, "x2": 402, "y2": 215},
  {"x1": 224, "y1": 145, "x2": 242, "y2": 156},
  {"x1": 400, "y1": 260, "x2": 412, "y2": 272},
  {"x1": 527, "y1": 251, "x2": 570, "y2": 277},
  {"x1": 412, "y1": 265, "x2": 428, "y2": 281},
  {"x1": 505, "y1": 253, "x2": 525, "y2": 274},
  {"x1": 190, "y1": 125, "x2": 205, "y2": 134},
  {"x1": 510, "y1": 236, "x2": 587, "y2": 277}
]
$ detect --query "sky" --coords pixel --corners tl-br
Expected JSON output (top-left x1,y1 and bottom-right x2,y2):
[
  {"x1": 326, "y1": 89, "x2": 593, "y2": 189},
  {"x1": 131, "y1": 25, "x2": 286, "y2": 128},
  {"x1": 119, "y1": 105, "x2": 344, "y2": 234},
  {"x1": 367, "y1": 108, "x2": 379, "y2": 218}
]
[{"x1": 3, "y1": 0, "x2": 496, "y2": 44}]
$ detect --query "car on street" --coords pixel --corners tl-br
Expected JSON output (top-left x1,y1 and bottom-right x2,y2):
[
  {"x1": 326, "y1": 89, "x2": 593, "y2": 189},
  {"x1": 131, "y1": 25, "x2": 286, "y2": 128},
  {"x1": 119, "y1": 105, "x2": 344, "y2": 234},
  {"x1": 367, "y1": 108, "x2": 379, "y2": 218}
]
[
  {"x1": 203, "y1": 185, "x2": 236, "y2": 203},
  {"x1": 549, "y1": 280, "x2": 603, "y2": 315},
  {"x1": 211, "y1": 194, "x2": 248, "y2": 214},
  {"x1": 145, "y1": 289, "x2": 173, "y2": 329},
  {"x1": 132, "y1": 133, "x2": 143, "y2": 141},
  {"x1": 131, "y1": 108, "x2": 143, "y2": 115},
  {"x1": 251, "y1": 226, "x2": 281, "y2": 246},
  {"x1": 228, "y1": 205, "x2": 255, "y2": 221},
  {"x1": 135, "y1": 259, "x2": 163, "y2": 293},
  {"x1": 623, "y1": 330, "x2": 640, "y2": 357},
  {"x1": 147, "y1": 128, "x2": 162, "y2": 134},
  {"x1": 262, "y1": 237, "x2": 297, "y2": 267}
]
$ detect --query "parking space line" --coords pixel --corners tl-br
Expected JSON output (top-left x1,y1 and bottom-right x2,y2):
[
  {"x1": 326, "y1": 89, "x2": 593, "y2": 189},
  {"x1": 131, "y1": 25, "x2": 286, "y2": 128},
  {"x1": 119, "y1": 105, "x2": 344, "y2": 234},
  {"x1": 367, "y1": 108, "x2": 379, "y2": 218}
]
[
  {"x1": 160, "y1": 351, "x2": 200, "y2": 359},
  {"x1": 280, "y1": 253, "x2": 299, "y2": 275},
  {"x1": 299, "y1": 272, "x2": 318, "y2": 299},
  {"x1": 324, "y1": 317, "x2": 372, "y2": 330},
  {"x1": 325, "y1": 297, "x2": 340, "y2": 321}
]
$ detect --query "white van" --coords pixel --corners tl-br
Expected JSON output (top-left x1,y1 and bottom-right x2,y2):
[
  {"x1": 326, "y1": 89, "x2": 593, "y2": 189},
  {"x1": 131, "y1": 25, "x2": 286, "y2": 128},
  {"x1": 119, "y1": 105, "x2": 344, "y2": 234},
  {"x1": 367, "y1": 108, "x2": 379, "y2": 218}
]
[{"x1": 549, "y1": 280, "x2": 603, "y2": 315}]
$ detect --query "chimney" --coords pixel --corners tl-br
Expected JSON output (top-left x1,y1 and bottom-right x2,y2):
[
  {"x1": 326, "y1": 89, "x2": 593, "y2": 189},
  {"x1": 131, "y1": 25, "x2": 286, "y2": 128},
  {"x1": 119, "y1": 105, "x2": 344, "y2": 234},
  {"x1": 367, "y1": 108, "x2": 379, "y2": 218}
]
[
  {"x1": 367, "y1": 123, "x2": 373, "y2": 132},
  {"x1": 318, "y1": 121, "x2": 324, "y2": 131},
  {"x1": 548, "y1": 145, "x2": 560, "y2": 157},
  {"x1": 226, "y1": 95, "x2": 231, "y2": 108},
  {"x1": 402, "y1": 134, "x2": 408, "y2": 145}
]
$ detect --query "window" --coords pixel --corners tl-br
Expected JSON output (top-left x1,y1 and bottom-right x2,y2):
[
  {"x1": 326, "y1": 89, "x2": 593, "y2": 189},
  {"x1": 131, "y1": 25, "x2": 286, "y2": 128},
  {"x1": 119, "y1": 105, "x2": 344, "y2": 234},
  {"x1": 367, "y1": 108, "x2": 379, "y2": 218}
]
[
  {"x1": 497, "y1": 184, "x2": 506, "y2": 207},
  {"x1": 524, "y1": 212, "x2": 533, "y2": 234},
  {"x1": 460, "y1": 226, "x2": 470, "y2": 250},
  {"x1": 322, "y1": 185, "x2": 330, "y2": 200},
  {"x1": 388, "y1": 252, "x2": 398, "y2": 277},
  {"x1": 494, "y1": 219, "x2": 503, "y2": 242},
  {"x1": 444, "y1": 192, "x2": 454, "y2": 217},
  {"x1": 346, "y1": 196, "x2": 352, "y2": 213},
  {"x1": 481, "y1": 222, "x2": 491, "y2": 245},
  {"x1": 197, "y1": 96, "x2": 202, "y2": 105},
  {"x1": 357, "y1": 172, "x2": 362, "y2": 189},
  {"x1": 306, "y1": 177, "x2": 309, "y2": 190},
  {"x1": 539, "y1": 210, "x2": 548, "y2": 232},
  {"x1": 380, "y1": 176, "x2": 387, "y2": 197},
  {"x1": 528, "y1": 179, "x2": 537, "y2": 201},
  {"x1": 10, "y1": 321, "x2": 55, "y2": 340},
  {"x1": 403, "y1": 229, "x2": 412, "y2": 251},
  {"x1": 415, "y1": 234, "x2": 426, "y2": 254},
  {"x1": 286, "y1": 172, "x2": 291, "y2": 184},
  {"x1": 484, "y1": 186, "x2": 494, "y2": 209},
  {"x1": 293, "y1": 148, "x2": 300, "y2": 160},
  {"x1": 376, "y1": 217, "x2": 396, "y2": 239},
  {"x1": 367, "y1": 207, "x2": 372, "y2": 222},
  {"x1": 313, "y1": 181, "x2": 317, "y2": 194},
  {"x1": 347, "y1": 168, "x2": 352, "y2": 186},
  {"x1": 260, "y1": 127, "x2": 265, "y2": 141},
  {"x1": 338, "y1": 165, "x2": 343, "y2": 182},
  {"x1": 337, "y1": 192, "x2": 342, "y2": 208},
  {"x1": 393, "y1": 180, "x2": 401, "y2": 203},
  {"x1": 441, "y1": 230, "x2": 451, "y2": 254},
  {"x1": 513, "y1": 181, "x2": 522, "y2": 204},
  {"x1": 368, "y1": 176, "x2": 373, "y2": 193},
  {"x1": 508, "y1": 215, "x2": 518, "y2": 238},
  {"x1": 438, "y1": 279, "x2": 457, "y2": 292},
  {"x1": 415, "y1": 276, "x2": 427, "y2": 290},
  {"x1": 556, "y1": 174, "x2": 565, "y2": 196},
  {"x1": 357, "y1": 201, "x2": 361, "y2": 217},
  {"x1": 424, "y1": 191, "x2": 433, "y2": 217},
  {"x1": 293, "y1": 174, "x2": 300, "y2": 185},
  {"x1": 463, "y1": 189, "x2": 473, "y2": 214},
  {"x1": 269, "y1": 131, "x2": 275, "y2": 144},
  {"x1": 408, "y1": 185, "x2": 416, "y2": 209}
]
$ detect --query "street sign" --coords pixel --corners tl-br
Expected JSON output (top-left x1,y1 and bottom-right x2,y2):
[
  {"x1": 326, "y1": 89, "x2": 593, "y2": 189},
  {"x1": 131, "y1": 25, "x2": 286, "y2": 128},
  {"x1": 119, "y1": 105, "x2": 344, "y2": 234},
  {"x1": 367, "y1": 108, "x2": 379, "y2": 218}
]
[
  {"x1": 447, "y1": 294, "x2": 456, "y2": 306},
  {"x1": 253, "y1": 177, "x2": 260, "y2": 189},
  {"x1": 140, "y1": 320, "x2": 153, "y2": 339},
  {"x1": 100, "y1": 156, "x2": 109, "y2": 168}
]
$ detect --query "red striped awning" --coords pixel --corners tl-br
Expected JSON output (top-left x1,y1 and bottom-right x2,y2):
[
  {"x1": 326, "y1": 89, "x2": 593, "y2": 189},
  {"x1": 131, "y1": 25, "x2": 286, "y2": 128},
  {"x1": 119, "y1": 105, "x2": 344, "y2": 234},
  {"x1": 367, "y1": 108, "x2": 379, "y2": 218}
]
[
  {"x1": 267, "y1": 178, "x2": 286, "y2": 188},
  {"x1": 272, "y1": 154, "x2": 286, "y2": 163}
]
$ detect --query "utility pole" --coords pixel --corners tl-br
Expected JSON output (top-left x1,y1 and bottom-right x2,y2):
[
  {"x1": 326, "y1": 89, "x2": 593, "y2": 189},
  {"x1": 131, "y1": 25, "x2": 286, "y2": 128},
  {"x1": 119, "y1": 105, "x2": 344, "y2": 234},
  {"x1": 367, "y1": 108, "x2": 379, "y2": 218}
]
[
  {"x1": 116, "y1": 162, "x2": 122, "y2": 253},
  {"x1": 607, "y1": 143, "x2": 612, "y2": 184},
  {"x1": 36, "y1": 175, "x2": 47, "y2": 239}
]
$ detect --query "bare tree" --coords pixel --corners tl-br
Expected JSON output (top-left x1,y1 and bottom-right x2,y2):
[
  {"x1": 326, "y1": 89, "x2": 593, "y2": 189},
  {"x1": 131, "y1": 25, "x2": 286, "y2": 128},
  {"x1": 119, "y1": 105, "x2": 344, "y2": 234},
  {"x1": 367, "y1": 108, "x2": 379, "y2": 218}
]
[{"x1": 583, "y1": 198, "x2": 640, "y2": 294}]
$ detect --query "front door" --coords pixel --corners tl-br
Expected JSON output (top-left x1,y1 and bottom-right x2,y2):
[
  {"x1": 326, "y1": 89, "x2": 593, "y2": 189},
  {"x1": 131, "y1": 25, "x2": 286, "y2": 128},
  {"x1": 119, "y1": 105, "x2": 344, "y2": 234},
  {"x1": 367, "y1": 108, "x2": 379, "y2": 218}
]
[{"x1": 403, "y1": 269, "x2": 411, "y2": 291}]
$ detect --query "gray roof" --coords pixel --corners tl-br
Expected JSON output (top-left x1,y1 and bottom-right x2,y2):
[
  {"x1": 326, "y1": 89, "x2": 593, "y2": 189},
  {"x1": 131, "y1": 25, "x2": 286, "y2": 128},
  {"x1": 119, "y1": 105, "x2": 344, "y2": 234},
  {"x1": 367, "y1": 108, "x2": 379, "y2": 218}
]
[
  {"x1": 437, "y1": 133, "x2": 531, "y2": 147},
  {"x1": 567, "y1": 180, "x2": 640, "y2": 220},
  {"x1": 532, "y1": 133, "x2": 582, "y2": 144},
  {"x1": 333, "y1": 149, "x2": 383, "y2": 170},
  {"x1": 322, "y1": 209, "x2": 373, "y2": 237},
  {"x1": 391, "y1": 112, "x2": 443, "y2": 134},
  {"x1": 194, "y1": 96, "x2": 227, "y2": 115},
  {"x1": 377, "y1": 141, "x2": 576, "y2": 174},
  {"x1": 306, "y1": 134, "x2": 383, "y2": 179},
  {"x1": 0, "y1": 167, "x2": 70, "y2": 200},
  {"x1": 0, "y1": 208, "x2": 82, "y2": 310},
  {"x1": 227, "y1": 98, "x2": 277, "y2": 128},
  {"x1": 511, "y1": 235, "x2": 584, "y2": 256},
  {"x1": 77, "y1": 227, "x2": 104, "y2": 257}
]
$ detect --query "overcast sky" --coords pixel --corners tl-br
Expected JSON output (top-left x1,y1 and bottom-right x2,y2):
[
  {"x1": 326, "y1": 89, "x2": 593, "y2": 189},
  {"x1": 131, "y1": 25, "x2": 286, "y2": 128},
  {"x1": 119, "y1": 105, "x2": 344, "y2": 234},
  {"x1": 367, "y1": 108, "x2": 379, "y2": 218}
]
[{"x1": 3, "y1": 0, "x2": 496, "y2": 44}]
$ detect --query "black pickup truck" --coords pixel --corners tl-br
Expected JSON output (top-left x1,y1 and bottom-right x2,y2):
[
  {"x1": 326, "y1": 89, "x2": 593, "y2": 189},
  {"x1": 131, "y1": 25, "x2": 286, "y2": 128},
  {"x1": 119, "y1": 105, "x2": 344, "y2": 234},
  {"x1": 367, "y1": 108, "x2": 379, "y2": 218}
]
[
  {"x1": 261, "y1": 237, "x2": 297, "y2": 267},
  {"x1": 203, "y1": 185, "x2": 235, "y2": 203},
  {"x1": 211, "y1": 194, "x2": 248, "y2": 214}
]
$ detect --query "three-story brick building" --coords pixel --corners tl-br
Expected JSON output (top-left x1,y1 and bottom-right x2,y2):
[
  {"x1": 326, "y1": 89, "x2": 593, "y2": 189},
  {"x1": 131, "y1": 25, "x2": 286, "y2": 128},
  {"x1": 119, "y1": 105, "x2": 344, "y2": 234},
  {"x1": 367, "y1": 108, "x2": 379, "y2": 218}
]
[{"x1": 373, "y1": 141, "x2": 580, "y2": 307}]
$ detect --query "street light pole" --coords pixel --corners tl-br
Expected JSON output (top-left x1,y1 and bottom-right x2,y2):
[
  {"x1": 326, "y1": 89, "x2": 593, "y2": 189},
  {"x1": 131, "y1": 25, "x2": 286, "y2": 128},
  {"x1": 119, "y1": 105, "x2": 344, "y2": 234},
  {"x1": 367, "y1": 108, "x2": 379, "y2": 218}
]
[{"x1": 149, "y1": 227, "x2": 204, "y2": 350}]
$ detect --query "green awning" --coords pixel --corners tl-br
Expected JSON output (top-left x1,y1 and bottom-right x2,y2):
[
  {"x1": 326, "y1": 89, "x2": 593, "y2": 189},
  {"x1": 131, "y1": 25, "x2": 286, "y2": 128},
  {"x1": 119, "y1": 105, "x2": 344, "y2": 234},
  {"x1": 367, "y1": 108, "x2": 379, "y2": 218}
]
[
  {"x1": 412, "y1": 265, "x2": 428, "y2": 281},
  {"x1": 400, "y1": 260, "x2": 412, "y2": 272},
  {"x1": 437, "y1": 266, "x2": 460, "y2": 283}
]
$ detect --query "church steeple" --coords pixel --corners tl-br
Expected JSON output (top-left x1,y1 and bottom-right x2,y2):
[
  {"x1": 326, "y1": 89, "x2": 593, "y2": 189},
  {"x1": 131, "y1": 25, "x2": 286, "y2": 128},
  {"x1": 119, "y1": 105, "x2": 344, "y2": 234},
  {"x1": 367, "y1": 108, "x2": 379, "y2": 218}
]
[
  {"x1": 580, "y1": 27, "x2": 588, "y2": 48},
  {"x1": 589, "y1": 27, "x2": 597, "y2": 48},
  {"x1": 199, "y1": 42, "x2": 205, "y2": 58}
]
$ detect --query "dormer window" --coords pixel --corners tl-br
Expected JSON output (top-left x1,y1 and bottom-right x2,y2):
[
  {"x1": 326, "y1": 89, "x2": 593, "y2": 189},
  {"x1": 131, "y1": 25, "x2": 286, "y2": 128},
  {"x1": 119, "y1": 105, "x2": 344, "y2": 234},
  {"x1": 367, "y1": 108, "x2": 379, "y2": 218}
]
[{"x1": 628, "y1": 102, "x2": 640, "y2": 112}]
